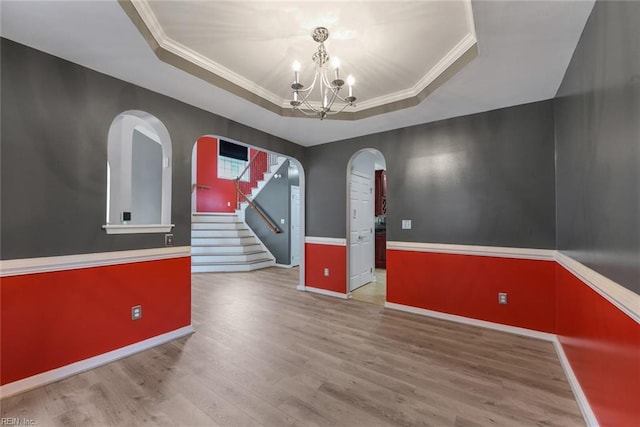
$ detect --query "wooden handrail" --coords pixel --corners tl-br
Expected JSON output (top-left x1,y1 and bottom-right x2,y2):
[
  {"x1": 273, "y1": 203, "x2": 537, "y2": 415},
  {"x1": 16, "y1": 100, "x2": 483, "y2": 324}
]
[
  {"x1": 191, "y1": 183, "x2": 211, "y2": 193},
  {"x1": 234, "y1": 151, "x2": 281, "y2": 234},
  {"x1": 233, "y1": 179, "x2": 281, "y2": 234},
  {"x1": 237, "y1": 150, "x2": 261, "y2": 184}
]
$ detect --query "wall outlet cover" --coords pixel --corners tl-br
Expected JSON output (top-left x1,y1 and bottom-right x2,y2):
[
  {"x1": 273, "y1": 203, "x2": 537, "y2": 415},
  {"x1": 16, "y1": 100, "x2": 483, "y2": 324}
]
[
  {"x1": 131, "y1": 305, "x2": 142, "y2": 320},
  {"x1": 498, "y1": 292, "x2": 508, "y2": 304},
  {"x1": 402, "y1": 220, "x2": 412, "y2": 230},
  {"x1": 324, "y1": 268, "x2": 330, "y2": 277},
  {"x1": 165, "y1": 234, "x2": 174, "y2": 246}
]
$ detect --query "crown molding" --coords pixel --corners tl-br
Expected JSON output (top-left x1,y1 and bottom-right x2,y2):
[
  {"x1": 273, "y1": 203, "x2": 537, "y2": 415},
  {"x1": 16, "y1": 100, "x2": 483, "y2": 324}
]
[{"x1": 121, "y1": 0, "x2": 478, "y2": 121}]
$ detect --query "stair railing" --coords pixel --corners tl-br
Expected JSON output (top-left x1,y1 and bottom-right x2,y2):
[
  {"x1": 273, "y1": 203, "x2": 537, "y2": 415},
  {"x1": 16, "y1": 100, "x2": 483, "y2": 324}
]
[{"x1": 234, "y1": 151, "x2": 282, "y2": 234}]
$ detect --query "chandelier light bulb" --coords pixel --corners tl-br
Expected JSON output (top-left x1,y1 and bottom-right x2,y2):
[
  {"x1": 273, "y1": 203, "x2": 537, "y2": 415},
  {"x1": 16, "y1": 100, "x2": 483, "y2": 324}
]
[
  {"x1": 331, "y1": 57, "x2": 341, "y2": 80},
  {"x1": 292, "y1": 60, "x2": 301, "y2": 85},
  {"x1": 347, "y1": 75, "x2": 355, "y2": 97}
]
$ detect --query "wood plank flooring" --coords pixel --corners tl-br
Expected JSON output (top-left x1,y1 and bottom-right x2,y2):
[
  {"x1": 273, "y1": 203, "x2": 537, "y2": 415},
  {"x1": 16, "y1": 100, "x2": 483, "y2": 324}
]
[{"x1": 1, "y1": 267, "x2": 584, "y2": 426}]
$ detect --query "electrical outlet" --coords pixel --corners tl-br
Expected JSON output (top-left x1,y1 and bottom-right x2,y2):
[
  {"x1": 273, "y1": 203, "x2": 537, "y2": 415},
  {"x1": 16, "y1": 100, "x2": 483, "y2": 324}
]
[
  {"x1": 165, "y1": 234, "x2": 174, "y2": 246},
  {"x1": 227, "y1": 201, "x2": 231, "y2": 207},
  {"x1": 324, "y1": 268, "x2": 330, "y2": 277},
  {"x1": 131, "y1": 305, "x2": 142, "y2": 320},
  {"x1": 402, "y1": 220, "x2": 412, "y2": 230},
  {"x1": 498, "y1": 292, "x2": 508, "y2": 305}
]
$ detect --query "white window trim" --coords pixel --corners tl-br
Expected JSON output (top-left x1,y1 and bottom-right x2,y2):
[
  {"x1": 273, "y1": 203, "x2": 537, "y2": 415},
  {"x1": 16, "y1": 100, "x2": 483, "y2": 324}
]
[{"x1": 217, "y1": 141, "x2": 250, "y2": 182}]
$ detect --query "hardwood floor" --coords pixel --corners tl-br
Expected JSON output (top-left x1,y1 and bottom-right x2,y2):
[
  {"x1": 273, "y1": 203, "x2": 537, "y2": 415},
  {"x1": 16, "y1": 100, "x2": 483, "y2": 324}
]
[{"x1": 1, "y1": 267, "x2": 584, "y2": 426}]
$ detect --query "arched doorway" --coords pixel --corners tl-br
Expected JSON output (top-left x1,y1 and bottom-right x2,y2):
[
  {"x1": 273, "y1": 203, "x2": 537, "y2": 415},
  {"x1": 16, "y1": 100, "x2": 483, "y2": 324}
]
[
  {"x1": 190, "y1": 135, "x2": 306, "y2": 290},
  {"x1": 346, "y1": 149, "x2": 387, "y2": 304}
]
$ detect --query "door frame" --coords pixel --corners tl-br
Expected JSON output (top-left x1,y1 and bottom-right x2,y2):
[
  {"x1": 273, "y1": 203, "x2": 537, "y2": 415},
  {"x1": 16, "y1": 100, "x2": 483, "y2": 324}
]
[
  {"x1": 290, "y1": 185, "x2": 301, "y2": 267},
  {"x1": 348, "y1": 170, "x2": 375, "y2": 291},
  {"x1": 346, "y1": 148, "x2": 387, "y2": 296}
]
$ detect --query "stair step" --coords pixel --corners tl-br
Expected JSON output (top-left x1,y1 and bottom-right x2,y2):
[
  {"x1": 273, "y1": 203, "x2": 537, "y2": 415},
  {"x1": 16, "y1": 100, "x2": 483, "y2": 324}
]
[
  {"x1": 192, "y1": 213, "x2": 238, "y2": 223},
  {"x1": 191, "y1": 244, "x2": 263, "y2": 255},
  {"x1": 192, "y1": 257, "x2": 272, "y2": 266},
  {"x1": 192, "y1": 222, "x2": 244, "y2": 230},
  {"x1": 191, "y1": 236, "x2": 257, "y2": 246},
  {"x1": 192, "y1": 251, "x2": 269, "y2": 263},
  {"x1": 191, "y1": 229, "x2": 252, "y2": 238},
  {"x1": 191, "y1": 258, "x2": 275, "y2": 273}
]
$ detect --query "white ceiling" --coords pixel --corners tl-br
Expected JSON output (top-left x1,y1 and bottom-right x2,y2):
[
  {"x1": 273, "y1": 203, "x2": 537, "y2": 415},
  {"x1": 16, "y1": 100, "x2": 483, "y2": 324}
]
[
  {"x1": 132, "y1": 0, "x2": 476, "y2": 113},
  {"x1": 1, "y1": 0, "x2": 595, "y2": 147}
]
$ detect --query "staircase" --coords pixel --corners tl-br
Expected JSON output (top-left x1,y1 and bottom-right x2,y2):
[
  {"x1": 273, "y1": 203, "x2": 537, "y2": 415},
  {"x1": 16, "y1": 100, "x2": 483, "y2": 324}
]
[
  {"x1": 236, "y1": 155, "x2": 287, "y2": 221},
  {"x1": 191, "y1": 213, "x2": 275, "y2": 273}
]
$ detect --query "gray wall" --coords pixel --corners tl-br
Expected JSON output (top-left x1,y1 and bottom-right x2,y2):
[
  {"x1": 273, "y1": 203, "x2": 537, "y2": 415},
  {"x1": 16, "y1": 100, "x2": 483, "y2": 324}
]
[
  {"x1": 246, "y1": 161, "x2": 293, "y2": 264},
  {"x1": 0, "y1": 38, "x2": 304, "y2": 260},
  {"x1": 131, "y1": 130, "x2": 162, "y2": 224},
  {"x1": 306, "y1": 100, "x2": 557, "y2": 249},
  {"x1": 555, "y1": 0, "x2": 640, "y2": 293}
]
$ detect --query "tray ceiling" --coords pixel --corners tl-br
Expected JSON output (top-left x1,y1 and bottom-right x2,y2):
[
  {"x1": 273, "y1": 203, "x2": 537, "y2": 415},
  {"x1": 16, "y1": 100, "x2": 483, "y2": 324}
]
[{"x1": 123, "y1": 0, "x2": 477, "y2": 119}]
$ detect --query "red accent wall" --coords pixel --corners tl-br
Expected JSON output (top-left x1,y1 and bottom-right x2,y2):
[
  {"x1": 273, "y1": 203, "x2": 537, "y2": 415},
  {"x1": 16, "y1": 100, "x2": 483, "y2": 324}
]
[
  {"x1": 195, "y1": 136, "x2": 236, "y2": 213},
  {"x1": 0, "y1": 257, "x2": 191, "y2": 385},
  {"x1": 195, "y1": 139, "x2": 270, "y2": 212},
  {"x1": 386, "y1": 250, "x2": 556, "y2": 332},
  {"x1": 304, "y1": 243, "x2": 347, "y2": 294},
  {"x1": 556, "y1": 264, "x2": 640, "y2": 427}
]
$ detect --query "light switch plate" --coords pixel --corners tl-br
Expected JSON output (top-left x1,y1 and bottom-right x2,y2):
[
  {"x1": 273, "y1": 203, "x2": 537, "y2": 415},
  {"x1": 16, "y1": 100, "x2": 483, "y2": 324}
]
[{"x1": 402, "y1": 220, "x2": 412, "y2": 230}]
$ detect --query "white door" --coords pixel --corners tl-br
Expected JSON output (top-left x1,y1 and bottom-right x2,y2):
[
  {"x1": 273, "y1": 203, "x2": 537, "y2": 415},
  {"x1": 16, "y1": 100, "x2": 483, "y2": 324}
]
[
  {"x1": 349, "y1": 172, "x2": 374, "y2": 291},
  {"x1": 290, "y1": 186, "x2": 301, "y2": 266}
]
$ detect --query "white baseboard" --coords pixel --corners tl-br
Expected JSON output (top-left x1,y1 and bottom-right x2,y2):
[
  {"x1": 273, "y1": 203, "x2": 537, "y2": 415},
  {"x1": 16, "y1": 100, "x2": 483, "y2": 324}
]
[
  {"x1": 552, "y1": 337, "x2": 599, "y2": 426},
  {"x1": 384, "y1": 302, "x2": 555, "y2": 341},
  {"x1": 0, "y1": 325, "x2": 195, "y2": 399},
  {"x1": 275, "y1": 263, "x2": 296, "y2": 269},
  {"x1": 304, "y1": 286, "x2": 348, "y2": 299}
]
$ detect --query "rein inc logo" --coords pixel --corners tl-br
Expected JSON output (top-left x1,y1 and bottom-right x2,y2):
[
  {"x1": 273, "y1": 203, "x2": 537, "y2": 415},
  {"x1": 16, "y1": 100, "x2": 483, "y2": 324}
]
[{"x1": 0, "y1": 419, "x2": 36, "y2": 426}]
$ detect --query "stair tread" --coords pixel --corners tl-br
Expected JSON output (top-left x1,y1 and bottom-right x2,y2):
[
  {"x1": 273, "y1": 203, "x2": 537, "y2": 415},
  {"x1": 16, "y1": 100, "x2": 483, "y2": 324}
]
[
  {"x1": 191, "y1": 236, "x2": 255, "y2": 241},
  {"x1": 192, "y1": 258, "x2": 273, "y2": 266},
  {"x1": 191, "y1": 225, "x2": 247, "y2": 228},
  {"x1": 191, "y1": 242, "x2": 260, "y2": 246},
  {"x1": 192, "y1": 251, "x2": 267, "y2": 256}
]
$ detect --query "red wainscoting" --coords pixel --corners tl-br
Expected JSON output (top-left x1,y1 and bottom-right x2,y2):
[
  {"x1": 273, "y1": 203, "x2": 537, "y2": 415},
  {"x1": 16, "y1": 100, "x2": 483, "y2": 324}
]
[
  {"x1": 304, "y1": 243, "x2": 347, "y2": 294},
  {"x1": 386, "y1": 250, "x2": 556, "y2": 332},
  {"x1": 0, "y1": 257, "x2": 191, "y2": 385},
  {"x1": 556, "y1": 265, "x2": 640, "y2": 427}
]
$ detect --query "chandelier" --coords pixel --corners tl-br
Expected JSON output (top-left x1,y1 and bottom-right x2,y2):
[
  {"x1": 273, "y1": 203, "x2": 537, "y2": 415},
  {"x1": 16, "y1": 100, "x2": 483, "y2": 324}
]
[{"x1": 290, "y1": 27, "x2": 357, "y2": 120}]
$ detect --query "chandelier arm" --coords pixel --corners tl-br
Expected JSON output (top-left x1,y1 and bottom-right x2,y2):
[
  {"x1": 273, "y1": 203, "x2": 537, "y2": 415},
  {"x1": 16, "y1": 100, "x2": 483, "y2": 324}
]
[
  {"x1": 322, "y1": 101, "x2": 355, "y2": 116},
  {"x1": 289, "y1": 27, "x2": 358, "y2": 119}
]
